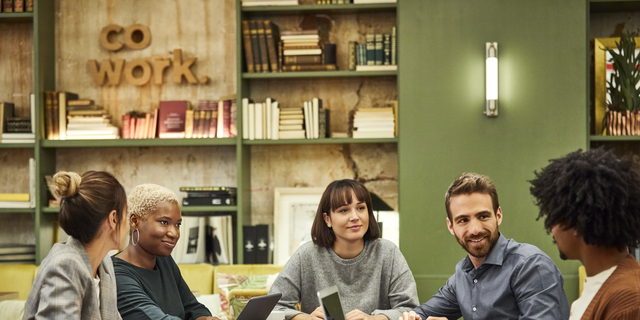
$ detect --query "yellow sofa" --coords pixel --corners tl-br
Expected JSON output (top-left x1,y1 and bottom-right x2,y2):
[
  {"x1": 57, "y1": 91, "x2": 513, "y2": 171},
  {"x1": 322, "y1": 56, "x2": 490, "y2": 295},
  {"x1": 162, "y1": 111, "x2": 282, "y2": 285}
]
[{"x1": 0, "y1": 263, "x2": 282, "y2": 320}]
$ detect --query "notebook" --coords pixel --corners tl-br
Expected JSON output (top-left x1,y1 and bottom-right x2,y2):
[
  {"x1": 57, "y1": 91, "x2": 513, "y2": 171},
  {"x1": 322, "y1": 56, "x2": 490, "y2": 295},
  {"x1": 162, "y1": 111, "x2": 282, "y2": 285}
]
[{"x1": 236, "y1": 293, "x2": 282, "y2": 320}]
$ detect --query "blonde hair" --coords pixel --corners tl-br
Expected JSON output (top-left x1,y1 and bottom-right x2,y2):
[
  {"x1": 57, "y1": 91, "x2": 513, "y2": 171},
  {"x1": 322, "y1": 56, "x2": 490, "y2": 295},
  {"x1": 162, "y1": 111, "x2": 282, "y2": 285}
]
[
  {"x1": 53, "y1": 171, "x2": 82, "y2": 198},
  {"x1": 128, "y1": 184, "x2": 179, "y2": 218}
]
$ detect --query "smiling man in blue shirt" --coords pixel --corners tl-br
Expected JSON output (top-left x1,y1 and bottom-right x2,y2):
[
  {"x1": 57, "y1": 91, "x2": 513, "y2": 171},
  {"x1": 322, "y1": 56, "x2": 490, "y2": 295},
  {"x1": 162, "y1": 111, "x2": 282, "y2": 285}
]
[{"x1": 401, "y1": 172, "x2": 569, "y2": 320}]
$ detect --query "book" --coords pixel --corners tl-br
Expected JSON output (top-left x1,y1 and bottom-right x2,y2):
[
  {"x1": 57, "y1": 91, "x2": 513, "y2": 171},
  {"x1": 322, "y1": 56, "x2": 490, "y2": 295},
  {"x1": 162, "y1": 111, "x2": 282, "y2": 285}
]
[
  {"x1": 51, "y1": 92, "x2": 59, "y2": 139},
  {"x1": 303, "y1": 101, "x2": 311, "y2": 139},
  {"x1": 158, "y1": 101, "x2": 188, "y2": 138},
  {"x1": 281, "y1": 64, "x2": 337, "y2": 72},
  {"x1": 283, "y1": 49, "x2": 322, "y2": 56},
  {"x1": 148, "y1": 109, "x2": 158, "y2": 139},
  {"x1": 312, "y1": 98, "x2": 322, "y2": 139},
  {"x1": 179, "y1": 186, "x2": 238, "y2": 193},
  {"x1": 366, "y1": 34, "x2": 375, "y2": 66},
  {"x1": 271, "y1": 101, "x2": 280, "y2": 140},
  {"x1": 242, "y1": 0, "x2": 299, "y2": 5},
  {"x1": 209, "y1": 103, "x2": 219, "y2": 138},
  {"x1": 375, "y1": 34, "x2": 384, "y2": 65},
  {"x1": 3, "y1": 0, "x2": 13, "y2": 13},
  {"x1": 348, "y1": 41, "x2": 357, "y2": 71},
  {"x1": 0, "y1": 244, "x2": 35, "y2": 255},
  {"x1": 0, "y1": 253, "x2": 36, "y2": 261},
  {"x1": 29, "y1": 93, "x2": 35, "y2": 135},
  {"x1": 67, "y1": 99, "x2": 94, "y2": 106},
  {"x1": 383, "y1": 33, "x2": 391, "y2": 65},
  {"x1": 182, "y1": 195, "x2": 237, "y2": 206},
  {"x1": 284, "y1": 55, "x2": 322, "y2": 65},
  {"x1": 249, "y1": 20, "x2": 263, "y2": 73},
  {"x1": 58, "y1": 92, "x2": 79, "y2": 140},
  {"x1": 241, "y1": 20, "x2": 255, "y2": 73},
  {"x1": 0, "y1": 102, "x2": 15, "y2": 142},
  {"x1": 279, "y1": 130, "x2": 305, "y2": 139},
  {"x1": 0, "y1": 201, "x2": 30, "y2": 208},
  {"x1": 249, "y1": 103, "x2": 256, "y2": 140},
  {"x1": 242, "y1": 98, "x2": 250, "y2": 139},
  {"x1": 243, "y1": 225, "x2": 257, "y2": 264},
  {"x1": 25, "y1": 0, "x2": 31, "y2": 11},
  {"x1": 185, "y1": 110, "x2": 194, "y2": 138},
  {"x1": 13, "y1": 0, "x2": 22, "y2": 12},
  {"x1": 29, "y1": 158, "x2": 35, "y2": 207},
  {"x1": 230, "y1": 99, "x2": 238, "y2": 137},
  {"x1": 264, "y1": 20, "x2": 280, "y2": 72},
  {"x1": 318, "y1": 108, "x2": 328, "y2": 139},
  {"x1": 256, "y1": 20, "x2": 271, "y2": 72},
  {"x1": 391, "y1": 27, "x2": 397, "y2": 65},
  {"x1": 355, "y1": 65, "x2": 397, "y2": 71},
  {"x1": 323, "y1": 44, "x2": 337, "y2": 64},
  {"x1": 255, "y1": 224, "x2": 273, "y2": 264},
  {"x1": 121, "y1": 114, "x2": 131, "y2": 139},
  {"x1": 0, "y1": 193, "x2": 29, "y2": 201}
]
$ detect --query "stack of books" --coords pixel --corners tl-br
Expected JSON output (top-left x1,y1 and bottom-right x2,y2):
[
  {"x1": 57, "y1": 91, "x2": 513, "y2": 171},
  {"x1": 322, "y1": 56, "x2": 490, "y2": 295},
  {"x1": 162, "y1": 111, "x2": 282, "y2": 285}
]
[
  {"x1": 278, "y1": 106, "x2": 305, "y2": 139},
  {"x1": 352, "y1": 106, "x2": 396, "y2": 138},
  {"x1": 0, "y1": 244, "x2": 36, "y2": 265},
  {"x1": 242, "y1": 0, "x2": 298, "y2": 6},
  {"x1": 66, "y1": 99, "x2": 119, "y2": 140},
  {"x1": 349, "y1": 27, "x2": 397, "y2": 71},
  {"x1": 180, "y1": 186, "x2": 237, "y2": 207},
  {"x1": 280, "y1": 30, "x2": 337, "y2": 72},
  {"x1": 241, "y1": 97, "x2": 328, "y2": 140},
  {"x1": 1, "y1": 100, "x2": 35, "y2": 143},
  {"x1": 241, "y1": 20, "x2": 281, "y2": 73},
  {"x1": 122, "y1": 110, "x2": 158, "y2": 139},
  {"x1": 0, "y1": 193, "x2": 30, "y2": 208}
]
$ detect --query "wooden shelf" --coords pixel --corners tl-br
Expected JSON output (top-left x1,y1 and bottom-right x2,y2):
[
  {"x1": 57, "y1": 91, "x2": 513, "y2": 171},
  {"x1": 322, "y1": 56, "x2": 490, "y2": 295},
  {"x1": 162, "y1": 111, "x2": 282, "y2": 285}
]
[
  {"x1": 181, "y1": 206, "x2": 238, "y2": 214},
  {"x1": 243, "y1": 137, "x2": 398, "y2": 145},
  {"x1": 590, "y1": 135, "x2": 640, "y2": 141},
  {"x1": 0, "y1": 143, "x2": 35, "y2": 148},
  {"x1": 241, "y1": 3, "x2": 396, "y2": 15},
  {"x1": 0, "y1": 12, "x2": 33, "y2": 22},
  {"x1": 0, "y1": 208, "x2": 34, "y2": 213},
  {"x1": 40, "y1": 138, "x2": 238, "y2": 148},
  {"x1": 243, "y1": 70, "x2": 397, "y2": 79}
]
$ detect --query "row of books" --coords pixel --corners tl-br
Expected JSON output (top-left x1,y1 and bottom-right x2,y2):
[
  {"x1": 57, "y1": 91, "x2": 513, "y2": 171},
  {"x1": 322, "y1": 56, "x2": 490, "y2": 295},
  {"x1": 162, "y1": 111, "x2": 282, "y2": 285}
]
[
  {"x1": 170, "y1": 215, "x2": 234, "y2": 265},
  {"x1": 44, "y1": 92, "x2": 120, "y2": 140},
  {"x1": 180, "y1": 186, "x2": 237, "y2": 207},
  {"x1": 0, "y1": 158, "x2": 35, "y2": 208},
  {"x1": 0, "y1": 100, "x2": 35, "y2": 143},
  {"x1": 0, "y1": 244, "x2": 35, "y2": 265},
  {"x1": 241, "y1": 0, "x2": 396, "y2": 6},
  {"x1": 351, "y1": 102, "x2": 397, "y2": 139},
  {"x1": 243, "y1": 224, "x2": 273, "y2": 264},
  {"x1": 349, "y1": 28, "x2": 398, "y2": 71},
  {"x1": 146, "y1": 99, "x2": 237, "y2": 139},
  {"x1": 241, "y1": 97, "x2": 328, "y2": 140},
  {"x1": 2, "y1": 0, "x2": 32, "y2": 13},
  {"x1": 316, "y1": 0, "x2": 396, "y2": 3}
]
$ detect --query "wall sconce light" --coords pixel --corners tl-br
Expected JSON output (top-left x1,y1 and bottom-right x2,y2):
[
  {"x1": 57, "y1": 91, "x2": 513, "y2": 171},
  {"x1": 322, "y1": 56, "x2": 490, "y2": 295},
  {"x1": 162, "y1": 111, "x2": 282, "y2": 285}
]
[{"x1": 485, "y1": 42, "x2": 498, "y2": 117}]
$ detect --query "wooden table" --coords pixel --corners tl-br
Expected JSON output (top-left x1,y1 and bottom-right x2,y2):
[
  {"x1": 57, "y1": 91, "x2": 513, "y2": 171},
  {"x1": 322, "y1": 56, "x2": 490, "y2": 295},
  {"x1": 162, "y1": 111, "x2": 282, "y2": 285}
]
[{"x1": 0, "y1": 292, "x2": 19, "y2": 301}]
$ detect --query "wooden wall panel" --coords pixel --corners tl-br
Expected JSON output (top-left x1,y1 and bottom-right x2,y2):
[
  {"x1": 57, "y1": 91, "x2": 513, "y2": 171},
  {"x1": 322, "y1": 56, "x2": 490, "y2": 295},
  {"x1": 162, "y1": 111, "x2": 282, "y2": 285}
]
[{"x1": 0, "y1": 22, "x2": 34, "y2": 117}]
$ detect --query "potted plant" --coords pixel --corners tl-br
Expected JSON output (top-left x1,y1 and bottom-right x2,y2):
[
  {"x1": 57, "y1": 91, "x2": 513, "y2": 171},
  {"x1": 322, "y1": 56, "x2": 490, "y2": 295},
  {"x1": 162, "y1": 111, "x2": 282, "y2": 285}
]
[{"x1": 604, "y1": 30, "x2": 640, "y2": 135}]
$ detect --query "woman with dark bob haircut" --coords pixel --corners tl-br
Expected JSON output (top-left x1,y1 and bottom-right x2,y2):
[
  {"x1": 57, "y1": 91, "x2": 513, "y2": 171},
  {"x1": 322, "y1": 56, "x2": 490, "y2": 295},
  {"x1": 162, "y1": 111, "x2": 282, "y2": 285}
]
[
  {"x1": 269, "y1": 179, "x2": 418, "y2": 320},
  {"x1": 24, "y1": 171, "x2": 128, "y2": 320}
]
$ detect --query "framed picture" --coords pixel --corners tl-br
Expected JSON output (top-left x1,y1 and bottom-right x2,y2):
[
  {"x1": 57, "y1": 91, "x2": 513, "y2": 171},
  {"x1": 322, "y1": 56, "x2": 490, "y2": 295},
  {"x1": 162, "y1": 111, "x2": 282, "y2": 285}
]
[
  {"x1": 273, "y1": 187, "x2": 324, "y2": 265},
  {"x1": 593, "y1": 37, "x2": 640, "y2": 134}
]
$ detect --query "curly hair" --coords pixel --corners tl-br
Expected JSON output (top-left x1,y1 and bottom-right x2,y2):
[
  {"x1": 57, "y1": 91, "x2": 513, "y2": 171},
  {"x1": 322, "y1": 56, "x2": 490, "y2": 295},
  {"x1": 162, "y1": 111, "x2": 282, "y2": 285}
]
[
  {"x1": 529, "y1": 148, "x2": 640, "y2": 249},
  {"x1": 128, "y1": 184, "x2": 179, "y2": 219}
]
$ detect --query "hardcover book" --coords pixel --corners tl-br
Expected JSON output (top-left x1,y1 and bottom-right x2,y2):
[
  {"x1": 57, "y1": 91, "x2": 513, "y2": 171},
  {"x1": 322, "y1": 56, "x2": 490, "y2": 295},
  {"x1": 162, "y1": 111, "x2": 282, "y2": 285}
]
[
  {"x1": 13, "y1": 0, "x2": 22, "y2": 12},
  {"x1": 3, "y1": 0, "x2": 13, "y2": 12},
  {"x1": 241, "y1": 20, "x2": 255, "y2": 73},
  {"x1": 249, "y1": 20, "x2": 263, "y2": 73},
  {"x1": 281, "y1": 64, "x2": 337, "y2": 72},
  {"x1": 263, "y1": 20, "x2": 280, "y2": 72},
  {"x1": 158, "y1": 101, "x2": 188, "y2": 138},
  {"x1": 181, "y1": 195, "x2": 236, "y2": 206},
  {"x1": 256, "y1": 20, "x2": 271, "y2": 72},
  {"x1": 255, "y1": 224, "x2": 273, "y2": 264},
  {"x1": 243, "y1": 225, "x2": 257, "y2": 264},
  {"x1": 58, "y1": 92, "x2": 79, "y2": 140},
  {"x1": 0, "y1": 102, "x2": 15, "y2": 140}
]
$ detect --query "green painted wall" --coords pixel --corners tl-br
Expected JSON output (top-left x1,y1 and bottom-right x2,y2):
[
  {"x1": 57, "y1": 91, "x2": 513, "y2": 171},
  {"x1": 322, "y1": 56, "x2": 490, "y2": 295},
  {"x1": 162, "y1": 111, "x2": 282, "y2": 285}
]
[{"x1": 398, "y1": 0, "x2": 587, "y2": 304}]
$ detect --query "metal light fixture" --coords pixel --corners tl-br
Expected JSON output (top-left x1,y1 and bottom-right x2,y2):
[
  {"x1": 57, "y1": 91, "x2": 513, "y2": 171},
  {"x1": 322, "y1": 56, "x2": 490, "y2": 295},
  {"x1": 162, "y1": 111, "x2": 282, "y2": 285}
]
[{"x1": 485, "y1": 42, "x2": 498, "y2": 117}]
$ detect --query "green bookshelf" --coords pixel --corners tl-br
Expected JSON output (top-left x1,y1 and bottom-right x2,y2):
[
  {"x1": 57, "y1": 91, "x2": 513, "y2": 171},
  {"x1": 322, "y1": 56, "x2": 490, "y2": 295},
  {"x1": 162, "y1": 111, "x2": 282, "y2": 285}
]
[
  {"x1": 40, "y1": 138, "x2": 237, "y2": 148},
  {"x1": 242, "y1": 70, "x2": 397, "y2": 79},
  {"x1": 243, "y1": 137, "x2": 398, "y2": 145},
  {"x1": 241, "y1": 3, "x2": 396, "y2": 14}
]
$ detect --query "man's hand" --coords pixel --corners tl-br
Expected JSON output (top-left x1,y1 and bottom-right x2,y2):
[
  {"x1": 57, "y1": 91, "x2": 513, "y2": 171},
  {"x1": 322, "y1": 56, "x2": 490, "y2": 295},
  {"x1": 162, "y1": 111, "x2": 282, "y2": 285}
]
[
  {"x1": 345, "y1": 309, "x2": 387, "y2": 320},
  {"x1": 292, "y1": 307, "x2": 325, "y2": 320},
  {"x1": 398, "y1": 311, "x2": 421, "y2": 320}
]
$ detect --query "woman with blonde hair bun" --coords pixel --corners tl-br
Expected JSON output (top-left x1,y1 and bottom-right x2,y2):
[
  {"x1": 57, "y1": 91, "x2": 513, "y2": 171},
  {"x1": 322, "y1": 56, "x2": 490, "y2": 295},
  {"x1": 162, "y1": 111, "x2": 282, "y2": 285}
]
[
  {"x1": 112, "y1": 183, "x2": 218, "y2": 320},
  {"x1": 23, "y1": 170, "x2": 128, "y2": 320}
]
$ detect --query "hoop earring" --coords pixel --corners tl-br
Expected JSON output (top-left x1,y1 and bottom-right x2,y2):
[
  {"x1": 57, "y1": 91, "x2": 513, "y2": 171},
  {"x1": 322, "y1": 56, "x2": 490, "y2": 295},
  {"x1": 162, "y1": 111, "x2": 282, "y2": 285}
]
[{"x1": 131, "y1": 229, "x2": 140, "y2": 246}]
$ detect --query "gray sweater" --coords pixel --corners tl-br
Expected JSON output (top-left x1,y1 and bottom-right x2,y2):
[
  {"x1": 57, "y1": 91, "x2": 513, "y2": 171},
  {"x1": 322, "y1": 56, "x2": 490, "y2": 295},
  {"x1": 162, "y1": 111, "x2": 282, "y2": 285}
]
[{"x1": 269, "y1": 238, "x2": 419, "y2": 320}]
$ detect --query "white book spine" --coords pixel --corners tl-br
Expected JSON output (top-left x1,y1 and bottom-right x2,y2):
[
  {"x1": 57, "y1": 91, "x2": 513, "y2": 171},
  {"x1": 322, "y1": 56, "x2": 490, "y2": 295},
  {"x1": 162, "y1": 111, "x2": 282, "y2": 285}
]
[
  {"x1": 303, "y1": 101, "x2": 310, "y2": 139},
  {"x1": 312, "y1": 98, "x2": 319, "y2": 139},
  {"x1": 272, "y1": 102, "x2": 280, "y2": 140},
  {"x1": 248, "y1": 103, "x2": 255, "y2": 140},
  {"x1": 256, "y1": 102, "x2": 263, "y2": 140},
  {"x1": 242, "y1": 98, "x2": 249, "y2": 139},
  {"x1": 266, "y1": 98, "x2": 272, "y2": 140},
  {"x1": 217, "y1": 101, "x2": 224, "y2": 138}
]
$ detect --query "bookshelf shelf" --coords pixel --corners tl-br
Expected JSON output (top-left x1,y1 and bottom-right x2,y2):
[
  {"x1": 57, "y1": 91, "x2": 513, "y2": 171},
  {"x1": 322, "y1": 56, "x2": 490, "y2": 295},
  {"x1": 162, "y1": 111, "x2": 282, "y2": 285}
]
[
  {"x1": 0, "y1": 208, "x2": 34, "y2": 213},
  {"x1": 42, "y1": 207, "x2": 59, "y2": 213},
  {"x1": 40, "y1": 138, "x2": 238, "y2": 148},
  {"x1": 243, "y1": 137, "x2": 398, "y2": 145},
  {"x1": 0, "y1": 12, "x2": 33, "y2": 22},
  {"x1": 181, "y1": 206, "x2": 238, "y2": 214},
  {"x1": 590, "y1": 135, "x2": 640, "y2": 142},
  {"x1": 0, "y1": 143, "x2": 35, "y2": 148},
  {"x1": 241, "y1": 3, "x2": 396, "y2": 15},
  {"x1": 242, "y1": 70, "x2": 397, "y2": 79}
]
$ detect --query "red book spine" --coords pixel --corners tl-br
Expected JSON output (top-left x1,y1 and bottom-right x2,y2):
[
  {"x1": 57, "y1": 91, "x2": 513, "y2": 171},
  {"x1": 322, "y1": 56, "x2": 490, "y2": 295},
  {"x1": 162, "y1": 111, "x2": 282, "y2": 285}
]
[
  {"x1": 122, "y1": 114, "x2": 130, "y2": 139},
  {"x1": 223, "y1": 100, "x2": 231, "y2": 138}
]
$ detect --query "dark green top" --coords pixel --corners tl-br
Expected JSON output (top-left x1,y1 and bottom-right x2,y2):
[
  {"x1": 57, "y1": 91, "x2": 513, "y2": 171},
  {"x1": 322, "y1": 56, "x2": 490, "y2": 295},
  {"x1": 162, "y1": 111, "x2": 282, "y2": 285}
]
[{"x1": 112, "y1": 254, "x2": 211, "y2": 320}]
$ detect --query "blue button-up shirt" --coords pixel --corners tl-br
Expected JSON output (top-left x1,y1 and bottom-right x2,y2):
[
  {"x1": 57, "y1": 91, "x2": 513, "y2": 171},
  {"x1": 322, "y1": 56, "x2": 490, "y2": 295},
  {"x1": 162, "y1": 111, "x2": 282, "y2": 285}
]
[{"x1": 414, "y1": 234, "x2": 569, "y2": 320}]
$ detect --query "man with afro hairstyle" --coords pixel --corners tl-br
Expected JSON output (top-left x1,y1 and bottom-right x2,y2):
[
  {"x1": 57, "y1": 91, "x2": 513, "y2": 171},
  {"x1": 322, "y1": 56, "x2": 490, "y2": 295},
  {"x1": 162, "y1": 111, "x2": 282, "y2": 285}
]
[{"x1": 530, "y1": 148, "x2": 640, "y2": 320}]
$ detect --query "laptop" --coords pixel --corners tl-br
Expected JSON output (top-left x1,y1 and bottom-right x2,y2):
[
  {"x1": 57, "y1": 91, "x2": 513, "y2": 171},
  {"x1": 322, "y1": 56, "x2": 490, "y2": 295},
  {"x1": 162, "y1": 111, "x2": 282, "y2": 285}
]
[
  {"x1": 317, "y1": 286, "x2": 346, "y2": 320},
  {"x1": 235, "y1": 293, "x2": 283, "y2": 320}
]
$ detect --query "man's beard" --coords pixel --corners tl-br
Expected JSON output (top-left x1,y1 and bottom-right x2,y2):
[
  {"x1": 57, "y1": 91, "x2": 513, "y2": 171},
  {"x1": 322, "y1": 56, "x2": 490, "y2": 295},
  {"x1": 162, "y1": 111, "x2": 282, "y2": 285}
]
[{"x1": 455, "y1": 227, "x2": 500, "y2": 258}]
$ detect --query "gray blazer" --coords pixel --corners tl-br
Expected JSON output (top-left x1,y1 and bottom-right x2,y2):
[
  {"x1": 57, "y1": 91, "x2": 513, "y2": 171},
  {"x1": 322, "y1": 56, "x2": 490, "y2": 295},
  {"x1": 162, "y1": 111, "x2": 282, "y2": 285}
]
[{"x1": 23, "y1": 236, "x2": 122, "y2": 320}]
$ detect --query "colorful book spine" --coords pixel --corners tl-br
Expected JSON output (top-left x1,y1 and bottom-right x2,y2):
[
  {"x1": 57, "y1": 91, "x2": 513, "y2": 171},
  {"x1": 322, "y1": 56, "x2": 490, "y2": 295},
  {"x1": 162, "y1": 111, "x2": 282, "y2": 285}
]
[
  {"x1": 375, "y1": 33, "x2": 384, "y2": 65},
  {"x1": 383, "y1": 34, "x2": 391, "y2": 65},
  {"x1": 348, "y1": 41, "x2": 357, "y2": 71},
  {"x1": 366, "y1": 34, "x2": 375, "y2": 66},
  {"x1": 391, "y1": 27, "x2": 397, "y2": 65}
]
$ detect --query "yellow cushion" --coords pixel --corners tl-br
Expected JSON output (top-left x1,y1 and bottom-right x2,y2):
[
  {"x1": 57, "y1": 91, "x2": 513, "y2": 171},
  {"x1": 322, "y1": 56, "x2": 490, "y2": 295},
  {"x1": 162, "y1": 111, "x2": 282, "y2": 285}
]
[
  {"x1": 228, "y1": 289, "x2": 270, "y2": 320},
  {"x1": 178, "y1": 264, "x2": 215, "y2": 295},
  {"x1": 579, "y1": 265, "x2": 586, "y2": 297},
  {"x1": 213, "y1": 265, "x2": 284, "y2": 294},
  {"x1": 0, "y1": 265, "x2": 38, "y2": 300}
]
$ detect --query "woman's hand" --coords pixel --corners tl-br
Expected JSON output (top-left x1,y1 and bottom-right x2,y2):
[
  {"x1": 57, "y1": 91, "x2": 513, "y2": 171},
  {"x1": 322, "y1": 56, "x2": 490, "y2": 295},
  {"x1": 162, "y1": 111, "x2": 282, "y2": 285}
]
[
  {"x1": 398, "y1": 311, "x2": 422, "y2": 320},
  {"x1": 195, "y1": 316, "x2": 221, "y2": 320},
  {"x1": 292, "y1": 307, "x2": 325, "y2": 320},
  {"x1": 345, "y1": 309, "x2": 387, "y2": 320}
]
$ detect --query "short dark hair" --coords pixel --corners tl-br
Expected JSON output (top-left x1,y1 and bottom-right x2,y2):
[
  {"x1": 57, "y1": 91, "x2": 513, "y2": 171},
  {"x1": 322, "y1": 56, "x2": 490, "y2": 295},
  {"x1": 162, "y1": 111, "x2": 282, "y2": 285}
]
[
  {"x1": 445, "y1": 172, "x2": 500, "y2": 220},
  {"x1": 311, "y1": 179, "x2": 380, "y2": 247},
  {"x1": 529, "y1": 148, "x2": 640, "y2": 249},
  {"x1": 55, "y1": 170, "x2": 127, "y2": 244}
]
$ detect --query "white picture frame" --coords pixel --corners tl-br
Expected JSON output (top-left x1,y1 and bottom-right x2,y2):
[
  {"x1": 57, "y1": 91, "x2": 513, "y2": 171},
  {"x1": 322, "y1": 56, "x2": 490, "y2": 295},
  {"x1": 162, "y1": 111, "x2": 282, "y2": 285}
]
[{"x1": 273, "y1": 187, "x2": 325, "y2": 265}]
